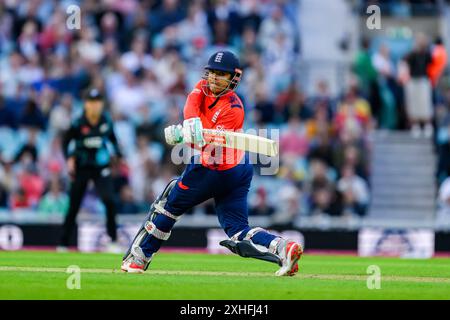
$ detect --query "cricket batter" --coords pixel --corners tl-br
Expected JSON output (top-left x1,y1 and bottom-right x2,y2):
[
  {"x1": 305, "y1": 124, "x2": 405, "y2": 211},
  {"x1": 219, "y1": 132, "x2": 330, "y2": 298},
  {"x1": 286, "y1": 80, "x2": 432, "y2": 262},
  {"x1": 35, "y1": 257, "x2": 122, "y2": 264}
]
[{"x1": 121, "y1": 51, "x2": 303, "y2": 276}]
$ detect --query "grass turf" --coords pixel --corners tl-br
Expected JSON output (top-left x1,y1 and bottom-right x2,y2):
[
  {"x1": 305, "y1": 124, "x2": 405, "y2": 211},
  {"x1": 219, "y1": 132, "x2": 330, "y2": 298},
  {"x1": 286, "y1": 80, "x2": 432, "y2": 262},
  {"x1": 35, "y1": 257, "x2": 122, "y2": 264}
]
[{"x1": 0, "y1": 250, "x2": 449, "y2": 299}]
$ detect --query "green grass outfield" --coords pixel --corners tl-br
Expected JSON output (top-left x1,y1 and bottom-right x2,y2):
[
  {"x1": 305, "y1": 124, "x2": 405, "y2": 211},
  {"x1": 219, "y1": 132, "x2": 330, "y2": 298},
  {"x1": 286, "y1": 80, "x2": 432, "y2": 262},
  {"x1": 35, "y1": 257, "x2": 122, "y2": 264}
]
[{"x1": 0, "y1": 250, "x2": 449, "y2": 299}]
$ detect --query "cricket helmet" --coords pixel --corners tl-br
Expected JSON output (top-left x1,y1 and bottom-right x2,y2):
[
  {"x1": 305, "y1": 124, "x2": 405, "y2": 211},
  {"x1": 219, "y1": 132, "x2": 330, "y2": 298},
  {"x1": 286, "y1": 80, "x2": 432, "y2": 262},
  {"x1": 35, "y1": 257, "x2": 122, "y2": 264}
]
[{"x1": 202, "y1": 51, "x2": 243, "y2": 97}]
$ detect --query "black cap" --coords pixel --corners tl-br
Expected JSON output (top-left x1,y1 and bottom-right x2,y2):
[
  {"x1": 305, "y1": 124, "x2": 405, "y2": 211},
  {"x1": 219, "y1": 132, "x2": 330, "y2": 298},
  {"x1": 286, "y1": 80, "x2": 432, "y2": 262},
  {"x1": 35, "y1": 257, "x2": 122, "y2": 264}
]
[{"x1": 85, "y1": 88, "x2": 103, "y2": 101}]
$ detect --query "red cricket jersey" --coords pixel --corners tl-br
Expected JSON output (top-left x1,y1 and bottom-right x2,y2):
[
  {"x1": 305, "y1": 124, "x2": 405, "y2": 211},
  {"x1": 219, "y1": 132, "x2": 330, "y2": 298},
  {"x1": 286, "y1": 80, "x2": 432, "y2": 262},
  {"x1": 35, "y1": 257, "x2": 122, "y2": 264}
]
[{"x1": 183, "y1": 80, "x2": 245, "y2": 170}]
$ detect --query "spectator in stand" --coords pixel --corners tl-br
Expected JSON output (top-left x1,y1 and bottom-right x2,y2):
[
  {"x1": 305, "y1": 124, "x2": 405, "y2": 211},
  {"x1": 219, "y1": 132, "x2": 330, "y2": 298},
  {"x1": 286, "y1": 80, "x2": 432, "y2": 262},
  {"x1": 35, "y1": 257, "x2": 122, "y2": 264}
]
[
  {"x1": 239, "y1": 0, "x2": 263, "y2": 33},
  {"x1": 119, "y1": 33, "x2": 153, "y2": 74},
  {"x1": 97, "y1": 10, "x2": 127, "y2": 53},
  {"x1": 17, "y1": 163, "x2": 45, "y2": 209},
  {"x1": 258, "y1": 4, "x2": 294, "y2": 55},
  {"x1": 49, "y1": 93, "x2": 74, "y2": 134},
  {"x1": 207, "y1": 0, "x2": 241, "y2": 44},
  {"x1": 427, "y1": 37, "x2": 448, "y2": 99},
  {"x1": 305, "y1": 104, "x2": 334, "y2": 143},
  {"x1": 38, "y1": 8, "x2": 72, "y2": 55},
  {"x1": 334, "y1": 138, "x2": 369, "y2": 181},
  {"x1": 262, "y1": 30, "x2": 295, "y2": 96},
  {"x1": 10, "y1": 187, "x2": 30, "y2": 210},
  {"x1": 249, "y1": 187, "x2": 275, "y2": 217},
  {"x1": 334, "y1": 85, "x2": 372, "y2": 137},
  {"x1": 17, "y1": 20, "x2": 40, "y2": 60},
  {"x1": 237, "y1": 27, "x2": 262, "y2": 67},
  {"x1": 436, "y1": 88, "x2": 450, "y2": 183},
  {"x1": 19, "y1": 53, "x2": 44, "y2": 87},
  {"x1": 37, "y1": 85, "x2": 57, "y2": 118},
  {"x1": 353, "y1": 38, "x2": 379, "y2": 118},
  {"x1": 117, "y1": 184, "x2": 144, "y2": 214},
  {"x1": 0, "y1": 158, "x2": 15, "y2": 205},
  {"x1": 38, "y1": 177, "x2": 69, "y2": 216},
  {"x1": 240, "y1": 51, "x2": 267, "y2": 108},
  {"x1": 38, "y1": 135, "x2": 66, "y2": 181},
  {"x1": 308, "y1": 131, "x2": 335, "y2": 169},
  {"x1": 279, "y1": 117, "x2": 310, "y2": 159},
  {"x1": 134, "y1": 101, "x2": 165, "y2": 143},
  {"x1": 253, "y1": 89, "x2": 276, "y2": 125},
  {"x1": 437, "y1": 175, "x2": 450, "y2": 223},
  {"x1": 111, "y1": 69, "x2": 147, "y2": 120},
  {"x1": 150, "y1": 0, "x2": 186, "y2": 34},
  {"x1": 271, "y1": 182, "x2": 302, "y2": 228},
  {"x1": 0, "y1": 157, "x2": 10, "y2": 208},
  {"x1": 306, "y1": 80, "x2": 335, "y2": 120},
  {"x1": 177, "y1": 1, "x2": 211, "y2": 53},
  {"x1": 372, "y1": 44, "x2": 397, "y2": 129},
  {"x1": 75, "y1": 25, "x2": 105, "y2": 66},
  {"x1": 14, "y1": 128, "x2": 39, "y2": 165},
  {"x1": 0, "y1": 51, "x2": 25, "y2": 98},
  {"x1": 403, "y1": 33, "x2": 433, "y2": 138},
  {"x1": 128, "y1": 135, "x2": 160, "y2": 204},
  {"x1": 337, "y1": 165, "x2": 370, "y2": 217},
  {"x1": 0, "y1": 95, "x2": 17, "y2": 128},
  {"x1": 307, "y1": 159, "x2": 342, "y2": 217},
  {"x1": 0, "y1": 184, "x2": 7, "y2": 208},
  {"x1": 277, "y1": 82, "x2": 312, "y2": 122},
  {"x1": 18, "y1": 99, "x2": 46, "y2": 131}
]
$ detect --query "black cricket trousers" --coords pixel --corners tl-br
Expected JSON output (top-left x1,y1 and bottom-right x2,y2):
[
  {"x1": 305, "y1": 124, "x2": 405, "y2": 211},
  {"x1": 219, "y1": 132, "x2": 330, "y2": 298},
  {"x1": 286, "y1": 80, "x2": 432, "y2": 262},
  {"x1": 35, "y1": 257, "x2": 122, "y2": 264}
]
[{"x1": 60, "y1": 167, "x2": 117, "y2": 246}]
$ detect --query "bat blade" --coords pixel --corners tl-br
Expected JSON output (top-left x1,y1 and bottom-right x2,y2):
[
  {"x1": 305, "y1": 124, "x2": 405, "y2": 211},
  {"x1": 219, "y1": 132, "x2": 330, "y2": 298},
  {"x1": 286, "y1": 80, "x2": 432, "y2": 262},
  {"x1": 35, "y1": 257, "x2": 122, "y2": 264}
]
[{"x1": 202, "y1": 129, "x2": 278, "y2": 157}]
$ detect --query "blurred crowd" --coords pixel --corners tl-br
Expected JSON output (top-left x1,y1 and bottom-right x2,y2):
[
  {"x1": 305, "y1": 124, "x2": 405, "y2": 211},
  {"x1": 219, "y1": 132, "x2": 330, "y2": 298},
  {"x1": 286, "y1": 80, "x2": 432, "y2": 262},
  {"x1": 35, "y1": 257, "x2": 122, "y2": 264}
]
[
  {"x1": 0, "y1": 0, "x2": 449, "y2": 226},
  {"x1": 360, "y1": 0, "x2": 442, "y2": 16}
]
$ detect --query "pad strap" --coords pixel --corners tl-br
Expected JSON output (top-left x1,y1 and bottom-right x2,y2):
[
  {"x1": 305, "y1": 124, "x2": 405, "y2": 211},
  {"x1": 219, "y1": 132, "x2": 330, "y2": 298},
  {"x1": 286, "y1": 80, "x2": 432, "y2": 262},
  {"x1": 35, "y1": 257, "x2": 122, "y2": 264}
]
[
  {"x1": 144, "y1": 221, "x2": 171, "y2": 240},
  {"x1": 268, "y1": 237, "x2": 283, "y2": 255},
  {"x1": 154, "y1": 203, "x2": 181, "y2": 221},
  {"x1": 230, "y1": 230, "x2": 243, "y2": 242},
  {"x1": 231, "y1": 227, "x2": 265, "y2": 242},
  {"x1": 244, "y1": 227, "x2": 265, "y2": 241}
]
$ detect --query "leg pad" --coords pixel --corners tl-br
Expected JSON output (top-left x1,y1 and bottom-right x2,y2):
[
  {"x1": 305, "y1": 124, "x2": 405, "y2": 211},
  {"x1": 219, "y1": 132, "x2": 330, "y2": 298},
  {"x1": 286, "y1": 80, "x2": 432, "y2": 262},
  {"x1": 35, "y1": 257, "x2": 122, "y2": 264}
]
[{"x1": 220, "y1": 240, "x2": 282, "y2": 266}]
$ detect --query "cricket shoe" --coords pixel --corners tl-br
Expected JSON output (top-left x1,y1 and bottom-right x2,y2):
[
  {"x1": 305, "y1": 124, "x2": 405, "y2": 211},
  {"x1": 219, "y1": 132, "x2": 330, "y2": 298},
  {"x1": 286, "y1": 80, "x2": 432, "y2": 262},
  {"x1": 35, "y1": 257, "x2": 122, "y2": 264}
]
[
  {"x1": 121, "y1": 246, "x2": 152, "y2": 273},
  {"x1": 121, "y1": 255, "x2": 148, "y2": 274},
  {"x1": 275, "y1": 240, "x2": 303, "y2": 277}
]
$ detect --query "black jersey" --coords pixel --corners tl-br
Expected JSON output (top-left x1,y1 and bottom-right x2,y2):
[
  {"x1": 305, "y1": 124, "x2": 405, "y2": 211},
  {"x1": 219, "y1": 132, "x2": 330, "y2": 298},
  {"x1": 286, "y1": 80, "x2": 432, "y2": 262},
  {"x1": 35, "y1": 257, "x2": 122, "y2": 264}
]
[{"x1": 62, "y1": 112, "x2": 122, "y2": 169}]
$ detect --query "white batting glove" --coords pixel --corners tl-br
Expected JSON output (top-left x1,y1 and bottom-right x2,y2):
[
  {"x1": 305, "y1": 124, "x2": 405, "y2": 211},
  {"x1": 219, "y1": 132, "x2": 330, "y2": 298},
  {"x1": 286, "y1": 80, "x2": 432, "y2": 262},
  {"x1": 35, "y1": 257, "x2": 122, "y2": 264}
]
[
  {"x1": 183, "y1": 117, "x2": 206, "y2": 147},
  {"x1": 164, "y1": 124, "x2": 184, "y2": 145}
]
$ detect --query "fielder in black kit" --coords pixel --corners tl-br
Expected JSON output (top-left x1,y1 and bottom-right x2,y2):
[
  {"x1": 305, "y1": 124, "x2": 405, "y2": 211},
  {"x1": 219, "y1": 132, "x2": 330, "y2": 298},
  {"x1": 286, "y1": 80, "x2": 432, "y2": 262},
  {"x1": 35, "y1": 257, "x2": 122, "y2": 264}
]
[{"x1": 59, "y1": 88, "x2": 123, "y2": 251}]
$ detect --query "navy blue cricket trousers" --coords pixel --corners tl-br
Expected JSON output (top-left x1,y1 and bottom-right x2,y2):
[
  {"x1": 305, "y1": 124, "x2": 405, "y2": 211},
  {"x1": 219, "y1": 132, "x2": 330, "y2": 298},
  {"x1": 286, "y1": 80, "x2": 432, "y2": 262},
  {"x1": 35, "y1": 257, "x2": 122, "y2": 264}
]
[{"x1": 140, "y1": 156, "x2": 255, "y2": 257}]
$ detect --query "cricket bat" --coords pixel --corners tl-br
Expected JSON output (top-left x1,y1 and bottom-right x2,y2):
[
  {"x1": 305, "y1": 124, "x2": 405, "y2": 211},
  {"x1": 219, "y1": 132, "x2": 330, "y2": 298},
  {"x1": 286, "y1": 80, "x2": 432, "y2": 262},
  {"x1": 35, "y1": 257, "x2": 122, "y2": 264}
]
[{"x1": 201, "y1": 129, "x2": 278, "y2": 157}]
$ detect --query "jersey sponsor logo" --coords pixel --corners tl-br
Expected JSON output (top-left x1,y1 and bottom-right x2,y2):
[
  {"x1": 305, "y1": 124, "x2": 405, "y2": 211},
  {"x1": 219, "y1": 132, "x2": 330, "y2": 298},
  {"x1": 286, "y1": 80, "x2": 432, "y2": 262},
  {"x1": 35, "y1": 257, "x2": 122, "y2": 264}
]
[
  {"x1": 100, "y1": 123, "x2": 109, "y2": 133},
  {"x1": 83, "y1": 136, "x2": 103, "y2": 148},
  {"x1": 178, "y1": 181, "x2": 189, "y2": 190},
  {"x1": 212, "y1": 109, "x2": 222, "y2": 123},
  {"x1": 203, "y1": 132, "x2": 226, "y2": 145},
  {"x1": 214, "y1": 52, "x2": 224, "y2": 63}
]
